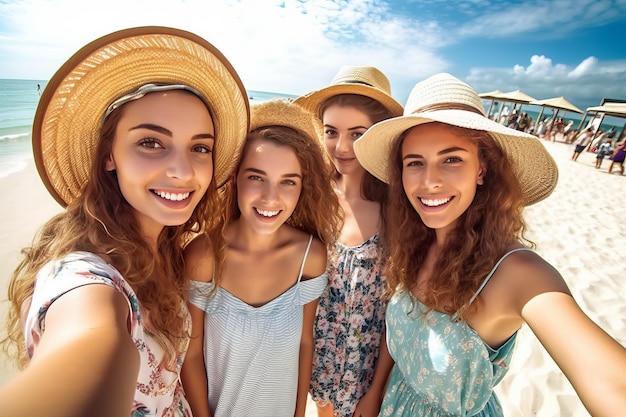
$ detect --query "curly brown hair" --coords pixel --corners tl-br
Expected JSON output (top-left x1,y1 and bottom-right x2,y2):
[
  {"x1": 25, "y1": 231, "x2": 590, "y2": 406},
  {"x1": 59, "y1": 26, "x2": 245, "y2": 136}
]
[
  {"x1": 2, "y1": 105, "x2": 223, "y2": 370},
  {"x1": 217, "y1": 125, "x2": 342, "y2": 287},
  {"x1": 384, "y1": 122, "x2": 534, "y2": 318}
]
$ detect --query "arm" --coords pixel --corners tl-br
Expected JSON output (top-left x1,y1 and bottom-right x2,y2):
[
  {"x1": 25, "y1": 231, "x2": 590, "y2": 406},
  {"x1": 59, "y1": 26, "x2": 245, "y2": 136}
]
[
  {"x1": 0, "y1": 284, "x2": 139, "y2": 417},
  {"x1": 352, "y1": 335, "x2": 395, "y2": 417},
  {"x1": 507, "y1": 252, "x2": 626, "y2": 416},
  {"x1": 180, "y1": 235, "x2": 214, "y2": 417},
  {"x1": 295, "y1": 298, "x2": 318, "y2": 417}
]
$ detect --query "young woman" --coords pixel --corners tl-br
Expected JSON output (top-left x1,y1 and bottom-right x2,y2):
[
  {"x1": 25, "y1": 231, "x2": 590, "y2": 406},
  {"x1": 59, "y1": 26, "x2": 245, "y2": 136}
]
[
  {"x1": 0, "y1": 26, "x2": 249, "y2": 417},
  {"x1": 296, "y1": 66, "x2": 403, "y2": 417},
  {"x1": 181, "y1": 99, "x2": 342, "y2": 417},
  {"x1": 353, "y1": 73, "x2": 626, "y2": 417}
]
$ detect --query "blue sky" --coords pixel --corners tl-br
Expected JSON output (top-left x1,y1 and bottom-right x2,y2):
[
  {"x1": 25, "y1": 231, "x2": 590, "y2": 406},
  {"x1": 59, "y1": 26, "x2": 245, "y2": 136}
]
[{"x1": 1, "y1": 0, "x2": 625, "y2": 113}]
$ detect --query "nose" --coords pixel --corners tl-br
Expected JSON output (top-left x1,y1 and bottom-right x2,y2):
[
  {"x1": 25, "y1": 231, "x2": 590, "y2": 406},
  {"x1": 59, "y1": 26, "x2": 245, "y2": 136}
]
[
  {"x1": 423, "y1": 164, "x2": 442, "y2": 189},
  {"x1": 261, "y1": 181, "x2": 279, "y2": 202},
  {"x1": 166, "y1": 149, "x2": 194, "y2": 181},
  {"x1": 335, "y1": 134, "x2": 352, "y2": 154}
]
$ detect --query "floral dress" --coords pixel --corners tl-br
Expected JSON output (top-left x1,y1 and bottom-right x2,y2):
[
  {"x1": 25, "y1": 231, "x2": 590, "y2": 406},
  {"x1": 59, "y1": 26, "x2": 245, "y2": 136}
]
[
  {"x1": 379, "y1": 248, "x2": 529, "y2": 417},
  {"x1": 310, "y1": 234, "x2": 388, "y2": 417},
  {"x1": 24, "y1": 251, "x2": 192, "y2": 417}
]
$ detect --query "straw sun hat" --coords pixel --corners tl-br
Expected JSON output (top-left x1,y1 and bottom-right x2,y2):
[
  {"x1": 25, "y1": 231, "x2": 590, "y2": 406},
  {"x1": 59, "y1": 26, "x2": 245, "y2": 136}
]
[
  {"x1": 294, "y1": 65, "x2": 404, "y2": 119},
  {"x1": 353, "y1": 73, "x2": 558, "y2": 206},
  {"x1": 34, "y1": 26, "x2": 250, "y2": 207},
  {"x1": 250, "y1": 98, "x2": 319, "y2": 142}
]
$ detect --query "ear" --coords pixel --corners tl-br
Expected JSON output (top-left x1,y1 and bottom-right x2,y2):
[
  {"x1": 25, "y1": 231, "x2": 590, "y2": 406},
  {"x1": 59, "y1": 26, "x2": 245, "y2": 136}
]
[
  {"x1": 477, "y1": 163, "x2": 486, "y2": 185},
  {"x1": 105, "y1": 154, "x2": 116, "y2": 171}
]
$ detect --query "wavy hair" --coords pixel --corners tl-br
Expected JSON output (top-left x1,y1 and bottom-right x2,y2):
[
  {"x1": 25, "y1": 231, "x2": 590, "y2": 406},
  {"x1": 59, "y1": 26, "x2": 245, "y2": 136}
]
[
  {"x1": 384, "y1": 122, "x2": 533, "y2": 318},
  {"x1": 2, "y1": 103, "x2": 223, "y2": 370},
  {"x1": 217, "y1": 125, "x2": 342, "y2": 287}
]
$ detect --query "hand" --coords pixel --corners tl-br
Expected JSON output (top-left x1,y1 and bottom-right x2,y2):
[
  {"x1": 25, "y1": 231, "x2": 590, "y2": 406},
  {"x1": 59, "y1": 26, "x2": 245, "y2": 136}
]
[{"x1": 352, "y1": 390, "x2": 382, "y2": 417}]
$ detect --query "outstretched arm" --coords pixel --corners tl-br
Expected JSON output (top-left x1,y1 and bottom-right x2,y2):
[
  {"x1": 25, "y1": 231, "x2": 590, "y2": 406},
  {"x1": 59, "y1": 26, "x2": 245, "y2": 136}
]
[
  {"x1": 0, "y1": 284, "x2": 139, "y2": 417},
  {"x1": 508, "y1": 251, "x2": 626, "y2": 416}
]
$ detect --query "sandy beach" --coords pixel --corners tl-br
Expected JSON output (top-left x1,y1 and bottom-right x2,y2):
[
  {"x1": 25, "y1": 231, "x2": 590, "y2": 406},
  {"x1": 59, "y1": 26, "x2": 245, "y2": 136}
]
[{"x1": 1, "y1": 140, "x2": 624, "y2": 416}]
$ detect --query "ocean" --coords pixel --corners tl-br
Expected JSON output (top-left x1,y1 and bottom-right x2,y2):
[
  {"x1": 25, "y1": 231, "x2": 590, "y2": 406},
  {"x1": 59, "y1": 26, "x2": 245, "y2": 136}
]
[
  {"x1": 0, "y1": 79, "x2": 297, "y2": 178},
  {"x1": 2, "y1": 79, "x2": 624, "y2": 178}
]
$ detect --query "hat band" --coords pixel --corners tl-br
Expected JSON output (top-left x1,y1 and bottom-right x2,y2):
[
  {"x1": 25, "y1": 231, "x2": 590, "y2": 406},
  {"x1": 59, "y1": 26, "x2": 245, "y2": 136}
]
[
  {"x1": 103, "y1": 83, "x2": 208, "y2": 121},
  {"x1": 410, "y1": 102, "x2": 483, "y2": 115},
  {"x1": 339, "y1": 80, "x2": 374, "y2": 87}
]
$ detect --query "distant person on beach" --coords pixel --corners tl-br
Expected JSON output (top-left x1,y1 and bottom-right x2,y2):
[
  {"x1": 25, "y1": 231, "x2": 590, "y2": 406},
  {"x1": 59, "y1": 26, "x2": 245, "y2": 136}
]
[
  {"x1": 36, "y1": 83, "x2": 41, "y2": 95},
  {"x1": 181, "y1": 99, "x2": 341, "y2": 417},
  {"x1": 0, "y1": 26, "x2": 249, "y2": 417},
  {"x1": 608, "y1": 140, "x2": 626, "y2": 175},
  {"x1": 295, "y1": 65, "x2": 403, "y2": 417},
  {"x1": 595, "y1": 137, "x2": 613, "y2": 169},
  {"x1": 572, "y1": 127, "x2": 594, "y2": 161},
  {"x1": 353, "y1": 73, "x2": 626, "y2": 417}
]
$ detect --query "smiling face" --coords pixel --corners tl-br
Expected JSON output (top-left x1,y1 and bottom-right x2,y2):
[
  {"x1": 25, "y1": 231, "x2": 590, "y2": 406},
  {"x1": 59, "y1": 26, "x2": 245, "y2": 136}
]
[
  {"x1": 401, "y1": 122, "x2": 485, "y2": 238},
  {"x1": 236, "y1": 138, "x2": 303, "y2": 235},
  {"x1": 105, "y1": 90, "x2": 215, "y2": 241},
  {"x1": 322, "y1": 104, "x2": 374, "y2": 177}
]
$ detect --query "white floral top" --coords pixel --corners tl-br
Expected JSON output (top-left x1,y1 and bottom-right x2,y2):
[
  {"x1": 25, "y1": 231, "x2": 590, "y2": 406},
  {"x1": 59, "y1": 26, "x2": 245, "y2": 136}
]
[{"x1": 24, "y1": 251, "x2": 192, "y2": 417}]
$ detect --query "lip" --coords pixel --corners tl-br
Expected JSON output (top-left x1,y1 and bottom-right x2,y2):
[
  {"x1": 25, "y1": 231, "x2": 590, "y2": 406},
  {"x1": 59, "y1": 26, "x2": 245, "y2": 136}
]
[
  {"x1": 418, "y1": 195, "x2": 454, "y2": 210},
  {"x1": 254, "y1": 207, "x2": 282, "y2": 222},
  {"x1": 151, "y1": 189, "x2": 195, "y2": 209},
  {"x1": 334, "y1": 156, "x2": 356, "y2": 164}
]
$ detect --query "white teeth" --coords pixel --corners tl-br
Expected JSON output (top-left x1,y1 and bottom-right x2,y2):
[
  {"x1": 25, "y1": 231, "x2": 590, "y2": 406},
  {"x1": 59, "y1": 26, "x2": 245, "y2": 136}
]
[
  {"x1": 256, "y1": 208, "x2": 280, "y2": 217},
  {"x1": 154, "y1": 190, "x2": 190, "y2": 201},
  {"x1": 420, "y1": 197, "x2": 451, "y2": 207}
]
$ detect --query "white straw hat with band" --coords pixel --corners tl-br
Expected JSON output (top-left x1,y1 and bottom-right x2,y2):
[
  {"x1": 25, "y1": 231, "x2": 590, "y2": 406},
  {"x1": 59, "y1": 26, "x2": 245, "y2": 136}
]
[
  {"x1": 354, "y1": 73, "x2": 558, "y2": 206},
  {"x1": 294, "y1": 65, "x2": 404, "y2": 119},
  {"x1": 33, "y1": 26, "x2": 250, "y2": 207}
]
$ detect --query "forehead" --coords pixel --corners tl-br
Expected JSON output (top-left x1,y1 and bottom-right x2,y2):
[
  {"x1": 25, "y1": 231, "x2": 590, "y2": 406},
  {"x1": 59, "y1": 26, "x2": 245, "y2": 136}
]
[
  {"x1": 322, "y1": 104, "x2": 373, "y2": 125},
  {"x1": 402, "y1": 123, "x2": 478, "y2": 152},
  {"x1": 241, "y1": 138, "x2": 301, "y2": 169}
]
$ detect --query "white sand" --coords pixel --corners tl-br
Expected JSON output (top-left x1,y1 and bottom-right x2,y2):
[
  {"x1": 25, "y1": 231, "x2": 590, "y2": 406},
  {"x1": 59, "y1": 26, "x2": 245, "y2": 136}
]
[{"x1": 1, "y1": 142, "x2": 624, "y2": 417}]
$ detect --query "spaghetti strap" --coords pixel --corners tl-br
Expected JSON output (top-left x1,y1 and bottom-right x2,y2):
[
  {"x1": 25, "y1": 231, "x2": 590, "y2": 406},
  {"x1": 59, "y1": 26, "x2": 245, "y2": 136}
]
[
  {"x1": 296, "y1": 235, "x2": 314, "y2": 283},
  {"x1": 467, "y1": 247, "x2": 533, "y2": 307}
]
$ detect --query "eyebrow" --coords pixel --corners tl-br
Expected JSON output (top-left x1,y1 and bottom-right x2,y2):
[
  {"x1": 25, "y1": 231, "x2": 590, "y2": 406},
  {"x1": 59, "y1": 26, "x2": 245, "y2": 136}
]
[
  {"x1": 324, "y1": 123, "x2": 369, "y2": 131},
  {"x1": 402, "y1": 146, "x2": 470, "y2": 160},
  {"x1": 129, "y1": 123, "x2": 215, "y2": 140},
  {"x1": 243, "y1": 167, "x2": 302, "y2": 179}
]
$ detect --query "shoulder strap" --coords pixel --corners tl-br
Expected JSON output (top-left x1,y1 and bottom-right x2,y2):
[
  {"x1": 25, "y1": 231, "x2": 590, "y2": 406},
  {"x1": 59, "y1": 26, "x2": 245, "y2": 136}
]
[
  {"x1": 296, "y1": 235, "x2": 314, "y2": 283},
  {"x1": 467, "y1": 247, "x2": 533, "y2": 307}
]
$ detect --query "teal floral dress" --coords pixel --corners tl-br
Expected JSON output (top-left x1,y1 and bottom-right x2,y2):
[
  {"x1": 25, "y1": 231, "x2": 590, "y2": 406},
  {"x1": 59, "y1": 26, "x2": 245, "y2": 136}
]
[
  {"x1": 24, "y1": 251, "x2": 192, "y2": 417},
  {"x1": 380, "y1": 248, "x2": 529, "y2": 417}
]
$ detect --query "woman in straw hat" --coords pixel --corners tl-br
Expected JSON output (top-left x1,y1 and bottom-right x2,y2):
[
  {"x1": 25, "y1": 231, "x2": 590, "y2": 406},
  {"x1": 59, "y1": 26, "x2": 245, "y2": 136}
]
[
  {"x1": 295, "y1": 66, "x2": 403, "y2": 417},
  {"x1": 353, "y1": 73, "x2": 626, "y2": 416},
  {"x1": 0, "y1": 26, "x2": 249, "y2": 417},
  {"x1": 181, "y1": 99, "x2": 342, "y2": 417}
]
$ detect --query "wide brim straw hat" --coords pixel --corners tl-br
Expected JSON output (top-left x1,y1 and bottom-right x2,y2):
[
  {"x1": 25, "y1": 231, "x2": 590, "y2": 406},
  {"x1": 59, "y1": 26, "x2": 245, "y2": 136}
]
[
  {"x1": 294, "y1": 65, "x2": 404, "y2": 119},
  {"x1": 250, "y1": 98, "x2": 319, "y2": 142},
  {"x1": 34, "y1": 26, "x2": 250, "y2": 207},
  {"x1": 354, "y1": 73, "x2": 558, "y2": 206}
]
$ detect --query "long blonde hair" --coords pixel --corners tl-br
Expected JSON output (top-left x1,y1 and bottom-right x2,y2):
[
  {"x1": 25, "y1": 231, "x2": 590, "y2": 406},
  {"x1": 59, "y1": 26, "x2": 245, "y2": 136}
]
[{"x1": 2, "y1": 105, "x2": 223, "y2": 370}]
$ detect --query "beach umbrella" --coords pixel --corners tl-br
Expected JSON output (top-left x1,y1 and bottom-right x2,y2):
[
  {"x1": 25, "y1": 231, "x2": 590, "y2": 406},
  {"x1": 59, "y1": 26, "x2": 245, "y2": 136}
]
[
  {"x1": 530, "y1": 96, "x2": 583, "y2": 135},
  {"x1": 580, "y1": 102, "x2": 626, "y2": 141},
  {"x1": 479, "y1": 90, "x2": 505, "y2": 119},
  {"x1": 494, "y1": 90, "x2": 537, "y2": 122}
]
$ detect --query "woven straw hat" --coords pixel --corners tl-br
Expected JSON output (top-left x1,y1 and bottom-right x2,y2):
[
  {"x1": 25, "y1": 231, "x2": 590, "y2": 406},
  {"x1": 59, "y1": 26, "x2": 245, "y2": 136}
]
[
  {"x1": 33, "y1": 26, "x2": 250, "y2": 207},
  {"x1": 354, "y1": 73, "x2": 558, "y2": 206},
  {"x1": 250, "y1": 99, "x2": 318, "y2": 142},
  {"x1": 294, "y1": 66, "x2": 404, "y2": 119}
]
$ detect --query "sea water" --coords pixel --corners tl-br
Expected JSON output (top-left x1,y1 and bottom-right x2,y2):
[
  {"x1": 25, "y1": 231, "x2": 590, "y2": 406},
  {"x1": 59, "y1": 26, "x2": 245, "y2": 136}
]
[{"x1": 0, "y1": 79, "x2": 297, "y2": 178}]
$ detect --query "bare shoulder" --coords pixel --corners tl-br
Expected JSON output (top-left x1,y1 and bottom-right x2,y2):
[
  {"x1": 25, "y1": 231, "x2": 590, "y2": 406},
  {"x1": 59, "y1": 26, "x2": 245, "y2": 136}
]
[
  {"x1": 301, "y1": 236, "x2": 328, "y2": 281},
  {"x1": 494, "y1": 248, "x2": 572, "y2": 309},
  {"x1": 183, "y1": 233, "x2": 215, "y2": 283}
]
